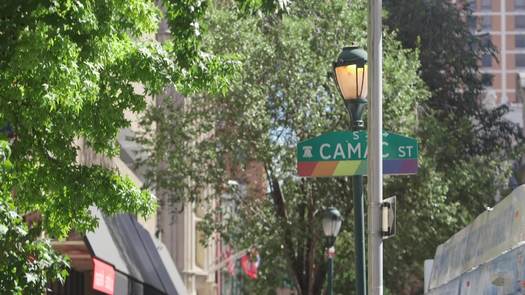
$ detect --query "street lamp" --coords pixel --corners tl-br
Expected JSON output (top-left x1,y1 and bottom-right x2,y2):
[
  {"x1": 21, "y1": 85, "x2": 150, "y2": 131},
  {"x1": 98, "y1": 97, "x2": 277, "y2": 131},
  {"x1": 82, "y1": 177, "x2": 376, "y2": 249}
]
[
  {"x1": 333, "y1": 46, "x2": 368, "y2": 295},
  {"x1": 322, "y1": 207, "x2": 343, "y2": 295},
  {"x1": 333, "y1": 46, "x2": 368, "y2": 129}
]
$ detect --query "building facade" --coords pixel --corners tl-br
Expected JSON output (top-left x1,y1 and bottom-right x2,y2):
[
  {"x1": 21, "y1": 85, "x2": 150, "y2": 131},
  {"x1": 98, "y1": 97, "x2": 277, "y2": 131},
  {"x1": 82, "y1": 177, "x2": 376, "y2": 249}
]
[
  {"x1": 50, "y1": 134, "x2": 187, "y2": 295},
  {"x1": 469, "y1": 0, "x2": 525, "y2": 104}
]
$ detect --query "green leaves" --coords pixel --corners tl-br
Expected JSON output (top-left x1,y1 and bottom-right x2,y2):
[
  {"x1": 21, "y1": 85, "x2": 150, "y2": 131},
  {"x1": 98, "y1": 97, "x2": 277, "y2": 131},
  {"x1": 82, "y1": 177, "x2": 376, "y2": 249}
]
[
  {"x1": 0, "y1": 154, "x2": 69, "y2": 293},
  {"x1": 381, "y1": 1, "x2": 522, "y2": 293},
  {"x1": 0, "y1": 0, "x2": 185, "y2": 239},
  {"x1": 138, "y1": 0, "x2": 429, "y2": 293},
  {"x1": 0, "y1": 0, "x2": 243, "y2": 292}
]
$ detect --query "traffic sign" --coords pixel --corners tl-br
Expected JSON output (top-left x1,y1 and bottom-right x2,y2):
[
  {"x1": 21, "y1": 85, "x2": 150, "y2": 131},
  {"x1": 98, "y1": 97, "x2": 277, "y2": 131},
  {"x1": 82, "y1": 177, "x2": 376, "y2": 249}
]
[{"x1": 296, "y1": 131, "x2": 418, "y2": 177}]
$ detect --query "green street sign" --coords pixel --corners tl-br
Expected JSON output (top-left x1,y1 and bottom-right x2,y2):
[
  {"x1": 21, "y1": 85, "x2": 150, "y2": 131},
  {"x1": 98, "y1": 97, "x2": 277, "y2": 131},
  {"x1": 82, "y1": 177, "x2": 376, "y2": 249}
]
[{"x1": 297, "y1": 131, "x2": 418, "y2": 177}]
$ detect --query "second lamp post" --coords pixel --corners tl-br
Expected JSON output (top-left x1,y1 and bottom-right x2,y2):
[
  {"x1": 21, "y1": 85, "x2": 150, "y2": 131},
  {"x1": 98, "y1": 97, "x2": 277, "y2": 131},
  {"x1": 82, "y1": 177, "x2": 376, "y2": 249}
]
[
  {"x1": 333, "y1": 46, "x2": 368, "y2": 295},
  {"x1": 322, "y1": 208, "x2": 343, "y2": 295}
]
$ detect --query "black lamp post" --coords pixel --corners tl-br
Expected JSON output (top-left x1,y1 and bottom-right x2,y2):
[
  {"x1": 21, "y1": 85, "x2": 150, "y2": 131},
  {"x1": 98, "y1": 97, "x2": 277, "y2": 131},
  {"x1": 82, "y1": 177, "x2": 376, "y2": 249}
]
[
  {"x1": 322, "y1": 207, "x2": 343, "y2": 295},
  {"x1": 333, "y1": 46, "x2": 368, "y2": 295}
]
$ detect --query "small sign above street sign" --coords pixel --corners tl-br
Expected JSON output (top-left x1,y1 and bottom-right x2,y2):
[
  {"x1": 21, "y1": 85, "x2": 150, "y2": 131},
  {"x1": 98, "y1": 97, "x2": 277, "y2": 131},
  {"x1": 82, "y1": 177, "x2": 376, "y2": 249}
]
[{"x1": 296, "y1": 131, "x2": 418, "y2": 177}]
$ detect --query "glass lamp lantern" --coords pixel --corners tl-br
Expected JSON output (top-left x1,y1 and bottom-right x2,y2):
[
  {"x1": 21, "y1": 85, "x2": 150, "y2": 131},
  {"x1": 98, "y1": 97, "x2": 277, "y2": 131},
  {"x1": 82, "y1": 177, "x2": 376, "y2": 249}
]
[
  {"x1": 333, "y1": 46, "x2": 368, "y2": 100},
  {"x1": 322, "y1": 207, "x2": 343, "y2": 242}
]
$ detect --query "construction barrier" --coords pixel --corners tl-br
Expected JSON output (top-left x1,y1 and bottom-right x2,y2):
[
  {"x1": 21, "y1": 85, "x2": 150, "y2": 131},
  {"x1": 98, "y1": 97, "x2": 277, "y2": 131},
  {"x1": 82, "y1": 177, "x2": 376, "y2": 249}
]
[{"x1": 427, "y1": 185, "x2": 525, "y2": 294}]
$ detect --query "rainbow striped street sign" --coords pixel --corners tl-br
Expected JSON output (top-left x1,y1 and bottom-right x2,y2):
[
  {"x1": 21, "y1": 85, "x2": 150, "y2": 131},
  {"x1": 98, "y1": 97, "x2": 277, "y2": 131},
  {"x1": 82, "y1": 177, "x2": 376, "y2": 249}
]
[{"x1": 296, "y1": 131, "x2": 418, "y2": 177}]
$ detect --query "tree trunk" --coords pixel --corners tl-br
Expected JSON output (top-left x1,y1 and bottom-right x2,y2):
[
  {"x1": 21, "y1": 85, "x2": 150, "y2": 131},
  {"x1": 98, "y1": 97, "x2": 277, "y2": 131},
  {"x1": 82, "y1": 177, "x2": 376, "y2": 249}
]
[{"x1": 268, "y1": 172, "x2": 327, "y2": 295}]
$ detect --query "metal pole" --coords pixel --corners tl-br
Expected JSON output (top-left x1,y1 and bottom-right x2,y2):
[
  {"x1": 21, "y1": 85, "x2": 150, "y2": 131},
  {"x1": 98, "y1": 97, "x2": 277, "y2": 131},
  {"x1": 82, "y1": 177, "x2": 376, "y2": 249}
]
[
  {"x1": 367, "y1": 0, "x2": 383, "y2": 294},
  {"x1": 353, "y1": 174, "x2": 366, "y2": 295},
  {"x1": 346, "y1": 98, "x2": 367, "y2": 295},
  {"x1": 327, "y1": 254, "x2": 334, "y2": 295}
]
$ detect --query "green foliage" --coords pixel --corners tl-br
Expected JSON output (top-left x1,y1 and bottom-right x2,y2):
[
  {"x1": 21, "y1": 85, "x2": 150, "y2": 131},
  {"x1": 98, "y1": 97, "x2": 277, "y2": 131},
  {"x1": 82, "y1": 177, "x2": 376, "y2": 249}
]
[
  {"x1": 139, "y1": 0, "x2": 428, "y2": 294},
  {"x1": 382, "y1": 1, "x2": 522, "y2": 293},
  {"x1": 0, "y1": 0, "x2": 235, "y2": 291},
  {"x1": 0, "y1": 0, "x2": 237, "y2": 235},
  {"x1": 385, "y1": 0, "x2": 521, "y2": 162},
  {"x1": 138, "y1": 0, "x2": 520, "y2": 294},
  {"x1": 235, "y1": 0, "x2": 291, "y2": 15},
  {"x1": 0, "y1": 141, "x2": 69, "y2": 294},
  {"x1": 161, "y1": 0, "x2": 240, "y2": 95},
  {"x1": 0, "y1": 0, "x2": 169, "y2": 238}
]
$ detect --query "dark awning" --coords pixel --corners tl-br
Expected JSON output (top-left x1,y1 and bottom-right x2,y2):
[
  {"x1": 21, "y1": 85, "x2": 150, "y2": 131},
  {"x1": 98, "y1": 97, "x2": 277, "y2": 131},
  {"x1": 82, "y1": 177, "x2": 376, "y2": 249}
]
[{"x1": 85, "y1": 208, "x2": 187, "y2": 295}]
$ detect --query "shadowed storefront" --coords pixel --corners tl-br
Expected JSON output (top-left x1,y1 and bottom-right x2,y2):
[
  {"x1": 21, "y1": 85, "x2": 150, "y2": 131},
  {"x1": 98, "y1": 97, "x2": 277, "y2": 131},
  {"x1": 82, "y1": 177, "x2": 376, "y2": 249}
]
[{"x1": 50, "y1": 209, "x2": 186, "y2": 295}]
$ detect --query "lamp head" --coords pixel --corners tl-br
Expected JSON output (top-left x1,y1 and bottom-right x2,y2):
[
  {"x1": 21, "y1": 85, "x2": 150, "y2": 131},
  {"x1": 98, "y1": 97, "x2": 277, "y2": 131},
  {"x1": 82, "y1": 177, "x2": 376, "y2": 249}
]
[
  {"x1": 322, "y1": 207, "x2": 343, "y2": 239},
  {"x1": 333, "y1": 46, "x2": 368, "y2": 100}
]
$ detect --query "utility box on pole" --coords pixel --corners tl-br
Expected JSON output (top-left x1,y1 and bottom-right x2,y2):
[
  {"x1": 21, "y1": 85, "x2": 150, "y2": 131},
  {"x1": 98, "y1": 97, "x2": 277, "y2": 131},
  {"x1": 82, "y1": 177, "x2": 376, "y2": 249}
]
[{"x1": 381, "y1": 196, "x2": 396, "y2": 239}]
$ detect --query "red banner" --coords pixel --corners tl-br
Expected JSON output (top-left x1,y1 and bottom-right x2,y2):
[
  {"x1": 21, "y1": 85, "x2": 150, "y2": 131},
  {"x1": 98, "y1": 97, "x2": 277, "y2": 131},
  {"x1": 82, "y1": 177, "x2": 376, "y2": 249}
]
[
  {"x1": 240, "y1": 253, "x2": 260, "y2": 280},
  {"x1": 92, "y1": 257, "x2": 115, "y2": 294}
]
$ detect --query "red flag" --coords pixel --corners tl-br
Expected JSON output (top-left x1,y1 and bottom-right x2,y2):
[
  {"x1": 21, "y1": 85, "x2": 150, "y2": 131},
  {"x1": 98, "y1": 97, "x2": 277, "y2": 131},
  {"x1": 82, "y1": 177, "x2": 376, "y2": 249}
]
[{"x1": 240, "y1": 251, "x2": 260, "y2": 280}]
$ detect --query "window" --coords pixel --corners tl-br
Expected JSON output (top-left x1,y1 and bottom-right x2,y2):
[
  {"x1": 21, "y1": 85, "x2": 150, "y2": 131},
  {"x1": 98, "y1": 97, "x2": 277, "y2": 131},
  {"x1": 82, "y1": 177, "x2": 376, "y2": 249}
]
[
  {"x1": 481, "y1": 0, "x2": 491, "y2": 10},
  {"x1": 481, "y1": 16, "x2": 492, "y2": 30},
  {"x1": 516, "y1": 0, "x2": 525, "y2": 10},
  {"x1": 482, "y1": 54, "x2": 492, "y2": 67},
  {"x1": 517, "y1": 54, "x2": 525, "y2": 67},
  {"x1": 517, "y1": 16, "x2": 525, "y2": 29},
  {"x1": 517, "y1": 35, "x2": 525, "y2": 48}
]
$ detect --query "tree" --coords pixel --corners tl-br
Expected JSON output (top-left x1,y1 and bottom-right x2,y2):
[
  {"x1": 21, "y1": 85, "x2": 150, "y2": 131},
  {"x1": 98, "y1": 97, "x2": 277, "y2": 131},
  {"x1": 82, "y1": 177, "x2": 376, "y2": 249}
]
[
  {"x1": 138, "y1": 0, "x2": 523, "y2": 294},
  {"x1": 384, "y1": 0, "x2": 521, "y2": 164},
  {"x1": 0, "y1": 0, "x2": 233, "y2": 292},
  {"x1": 0, "y1": 141, "x2": 68, "y2": 293},
  {"x1": 137, "y1": 0, "x2": 432, "y2": 294},
  {"x1": 382, "y1": 1, "x2": 523, "y2": 293}
]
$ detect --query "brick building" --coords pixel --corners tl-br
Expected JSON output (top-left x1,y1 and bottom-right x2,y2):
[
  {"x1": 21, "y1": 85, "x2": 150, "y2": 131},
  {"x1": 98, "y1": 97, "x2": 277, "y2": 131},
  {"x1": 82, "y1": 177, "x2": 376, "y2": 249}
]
[{"x1": 467, "y1": 0, "x2": 525, "y2": 104}]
